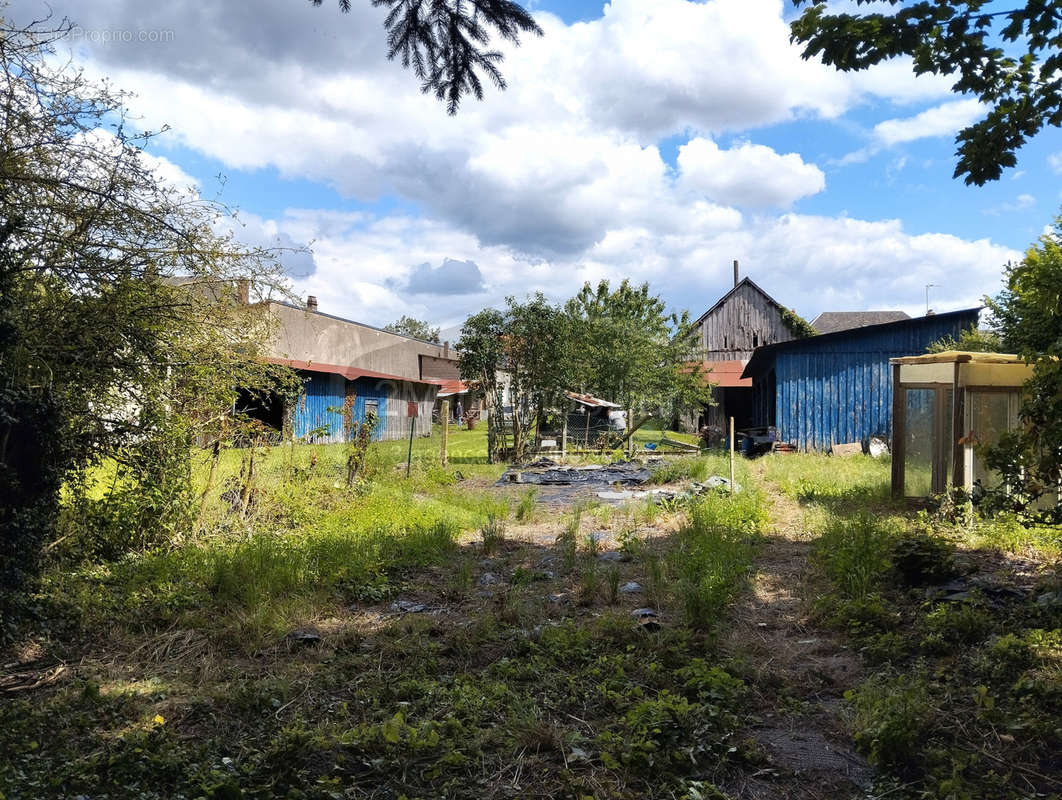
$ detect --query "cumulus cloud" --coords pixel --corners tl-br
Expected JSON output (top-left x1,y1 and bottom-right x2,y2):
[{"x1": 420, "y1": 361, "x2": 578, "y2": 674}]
[
  {"x1": 388, "y1": 258, "x2": 487, "y2": 296},
  {"x1": 20, "y1": 0, "x2": 1016, "y2": 328},
  {"x1": 872, "y1": 98, "x2": 986, "y2": 146},
  {"x1": 678, "y1": 138, "x2": 826, "y2": 207}
]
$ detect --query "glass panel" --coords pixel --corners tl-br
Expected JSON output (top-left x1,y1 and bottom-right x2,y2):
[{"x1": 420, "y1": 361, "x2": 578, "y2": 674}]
[
  {"x1": 941, "y1": 390, "x2": 953, "y2": 490},
  {"x1": 905, "y1": 388, "x2": 935, "y2": 496},
  {"x1": 968, "y1": 391, "x2": 1016, "y2": 489}
]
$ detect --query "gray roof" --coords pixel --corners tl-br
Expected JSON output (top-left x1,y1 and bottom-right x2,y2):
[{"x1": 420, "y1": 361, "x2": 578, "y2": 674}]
[{"x1": 811, "y1": 310, "x2": 911, "y2": 334}]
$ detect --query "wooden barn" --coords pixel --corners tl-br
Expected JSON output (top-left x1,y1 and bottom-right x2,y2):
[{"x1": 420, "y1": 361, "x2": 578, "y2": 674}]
[
  {"x1": 688, "y1": 263, "x2": 808, "y2": 432},
  {"x1": 740, "y1": 308, "x2": 982, "y2": 452}
]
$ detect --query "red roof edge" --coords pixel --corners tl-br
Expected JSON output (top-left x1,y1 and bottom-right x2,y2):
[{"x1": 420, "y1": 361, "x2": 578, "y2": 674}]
[{"x1": 266, "y1": 357, "x2": 438, "y2": 386}]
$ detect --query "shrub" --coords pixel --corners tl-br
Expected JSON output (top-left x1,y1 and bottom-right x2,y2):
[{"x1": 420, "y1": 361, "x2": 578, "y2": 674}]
[
  {"x1": 890, "y1": 530, "x2": 957, "y2": 586},
  {"x1": 847, "y1": 673, "x2": 935, "y2": 768}
]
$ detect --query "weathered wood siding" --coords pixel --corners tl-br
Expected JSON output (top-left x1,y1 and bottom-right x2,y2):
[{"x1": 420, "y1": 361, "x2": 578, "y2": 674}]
[{"x1": 697, "y1": 282, "x2": 795, "y2": 360}]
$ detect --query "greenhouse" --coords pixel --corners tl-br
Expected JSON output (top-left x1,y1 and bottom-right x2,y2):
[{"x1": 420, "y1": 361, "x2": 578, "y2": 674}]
[{"x1": 889, "y1": 351, "x2": 1035, "y2": 499}]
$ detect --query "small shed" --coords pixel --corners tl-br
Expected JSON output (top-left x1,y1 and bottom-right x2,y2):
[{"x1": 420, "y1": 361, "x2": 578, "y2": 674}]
[
  {"x1": 889, "y1": 351, "x2": 1034, "y2": 498},
  {"x1": 741, "y1": 308, "x2": 981, "y2": 451}
]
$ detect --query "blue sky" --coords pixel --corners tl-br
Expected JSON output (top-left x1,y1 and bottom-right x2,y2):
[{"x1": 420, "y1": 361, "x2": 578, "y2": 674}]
[{"x1": 29, "y1": 0, "x2": 1061, "y2": 328}]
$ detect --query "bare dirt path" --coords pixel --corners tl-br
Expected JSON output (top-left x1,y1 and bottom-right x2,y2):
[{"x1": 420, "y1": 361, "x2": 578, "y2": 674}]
[{"x1": 720, "y1": 463, "x2": 873, "y2": 799}]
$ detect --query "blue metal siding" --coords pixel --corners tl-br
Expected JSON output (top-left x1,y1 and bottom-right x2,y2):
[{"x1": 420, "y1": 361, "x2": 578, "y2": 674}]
[
  {"x1": 350, "y1": 377, "x2": 389, "y2": 442},
  {"x1": 294, "y1": 371, "x2": 346, "y2": 442},
  {"x1": 757, "y1": 312, "x2": 977, "y2": 451}
]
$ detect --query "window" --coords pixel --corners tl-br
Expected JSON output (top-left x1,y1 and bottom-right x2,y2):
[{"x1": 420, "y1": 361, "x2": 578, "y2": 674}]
[
  {"x1": 364, "y1": 399, "x2": 379, "y2": 418},
  {"x1": 753, "y1": 333, "x2": 758, "y2": 347}
]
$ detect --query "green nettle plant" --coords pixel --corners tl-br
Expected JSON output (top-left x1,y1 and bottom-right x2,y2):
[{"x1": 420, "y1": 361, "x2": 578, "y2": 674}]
[{"x1": 0, "y1": 19, "x2": 298, "y2": 601}]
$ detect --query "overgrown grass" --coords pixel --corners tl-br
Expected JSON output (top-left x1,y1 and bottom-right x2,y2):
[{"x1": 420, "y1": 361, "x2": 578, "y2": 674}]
[
  {"x1": 762, "y1": 452, "x2": 893, "y2": 511},
  {"x1": 765, "y1": 454, "x2": 1062, "y2": 799},
  {"x1": 671, "y1": 484, "x2": 768, "y2": 630}
]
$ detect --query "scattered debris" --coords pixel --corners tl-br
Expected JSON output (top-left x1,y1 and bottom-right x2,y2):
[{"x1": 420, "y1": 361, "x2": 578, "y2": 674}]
[
  {"x1": 700, "y1": 475, "x2": 742, "y2": 492},
  {"x1": 478, "y1": 572, "x2": 499, "y2": 587},
  {"x1": 868, "y1": 436, "x2": 889, "y2": 457},
  {"x1": 0, "y1": 664, "x2": 67, "y2": 694},
  {"x1": 631, "y1": 607, "x2": 658, "y2": 619},
  {"x1": 927, "y1": 577, "x2": 1030, "y2": 606},
  {"x1": 619, "y1": 581, "x2": 643, "y2": 594},
  {"x1": 390, "y1": 600, "x2": 427, "y2": 614},
  {"x1": 285, "y1": 631, "x2": 321, "y2": 646},
  {"x1": 598, "y1": 551, "x2": 625, "y2": 562},
  {"x1": 831, "y1": 442, "x2": 863, "y2": 457},
  {"x1": 497, "y1": 459, "x2": 650, "y2": 487}
]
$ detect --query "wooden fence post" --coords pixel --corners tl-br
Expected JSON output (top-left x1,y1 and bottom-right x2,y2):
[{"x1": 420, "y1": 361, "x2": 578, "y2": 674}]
[
  {"x1": 441, "y1": 399, "x2": 449, "y2": 467},
  {"x1": 561, "y1": 413, "x2": 567, "y2": 458},
  {"x1": 729, "y1": 416, "x2": 735, "y2": 496}
]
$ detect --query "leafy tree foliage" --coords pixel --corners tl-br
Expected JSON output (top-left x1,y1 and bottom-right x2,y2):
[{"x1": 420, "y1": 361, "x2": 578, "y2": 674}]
[
  {"x1": 384, "y1": 314, "x2": 441, "y2": 342},
  {"x1": 791, "y1": 0, "x2": 1062, "y2": 184},
  {"x1": 456, "y1": 307, "x2": 507, "y2": 461},
  {"x1": 311, "y1": 0, "x2": 542, "y2": 113},
  {"x1": 504, "y1": 293, "x2": 576, "y2": 458},
  {"x1": 0, "y1": 19, "x2": 296, "y2": 597},
  {"x1": 982, "y1": 214, "x2": 1062, "y2": 519},
  {"x1": 926, "y1": 325, "x2": 1004, "y2": 353},
  {"x1": 566, "y1": 280, "x2": 711, "y2": 431}
]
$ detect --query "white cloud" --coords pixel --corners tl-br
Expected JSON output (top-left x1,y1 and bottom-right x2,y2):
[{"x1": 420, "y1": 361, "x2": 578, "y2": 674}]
[
  {"x1": 277, "y1": 207, "x2": 1013, "y2": 329},
  {"x1": 21, "y1": 0, "x2": 1014, "y2": 328},
  {"x1": 678, "y1": 138, "x2": 826, "y2": 207},
  {"x1": 873, "y1": 98, "x2": 985, "y2": 147},
  {"x1": 1048, "y1": 152, "x2": 1062, "y2": 174}
]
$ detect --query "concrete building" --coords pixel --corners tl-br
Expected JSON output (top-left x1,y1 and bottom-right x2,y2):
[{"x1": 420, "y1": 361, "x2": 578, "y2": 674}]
[{"x1": 257, "y1": 298, "x2": 459, "y2": 442}]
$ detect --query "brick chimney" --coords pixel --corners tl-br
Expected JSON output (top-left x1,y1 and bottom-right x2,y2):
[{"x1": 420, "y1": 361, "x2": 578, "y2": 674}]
[
  {"x1": 237, "y1": 279, "x2": 250, "y2": 304},
  {"x1": 306, "y1": 295, "x2": 318, "y2": 312},
  {"x1": 733, "y1": 259, "x2": 739, "y2": 288},
  {"x1": 443, "y1": 340, "x2": 450, "y2": 358}
]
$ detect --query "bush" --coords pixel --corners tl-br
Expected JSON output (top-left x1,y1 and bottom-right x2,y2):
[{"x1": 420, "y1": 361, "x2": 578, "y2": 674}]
[
  {"x1": 890, "y1": 529, "x2": 958, "y2": 586},
  {"x1": 848, "y1": 673, "x2": 935, "y2": 768}
]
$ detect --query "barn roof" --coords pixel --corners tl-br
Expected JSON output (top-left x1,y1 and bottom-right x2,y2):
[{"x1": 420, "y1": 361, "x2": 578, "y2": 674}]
[
  {"x1": 811, "y1": 310, "x2": 911, "y2": 334},
  {"x1": 693, "y1": 277, "x2": 786, "y2": 326},
  {"x1": 741, "y1": 307, "x2": 982, "y2": 379},
  {"x1": 266, "y1": 357, "x2": 438, "y2": 386}
]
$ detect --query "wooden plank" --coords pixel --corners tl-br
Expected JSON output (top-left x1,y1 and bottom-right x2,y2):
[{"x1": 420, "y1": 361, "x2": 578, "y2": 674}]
[
  {"x1": 951, "y1": 362, "x2": 964, "y2": 488},
  {"x1": 831, "y1": 442, "x2": 863, "y2": 457},
  {"x1": 891, "y1": 363, "x2": 904, "y2": 499}
]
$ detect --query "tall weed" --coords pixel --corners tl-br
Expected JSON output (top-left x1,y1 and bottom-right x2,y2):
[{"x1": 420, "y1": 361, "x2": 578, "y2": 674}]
[{"x1": 814, "y1": 513, "x2": 894, "y2": 599}]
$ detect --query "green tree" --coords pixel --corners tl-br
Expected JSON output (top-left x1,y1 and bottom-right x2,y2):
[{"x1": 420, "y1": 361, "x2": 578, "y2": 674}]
[
  {"x1": 566, "y1": 280, "x2": 711, "y2": 438},
  {"x1": 926, "y1": 325, "x2": 1004, "y2": 353},
  {"x1": 791, "y1": 0, "x2": 1062, "y2": 185},
  {"x1": 503, "y1": 293, "x2": 576, "y2": 460},
  {"x1": 384, "y1": 314, "x2": 441, "y2": 342},
  {"x1": 457, "y1": 308, "x2": 507, "y2": 462},
  {"x1": 0, "y1": 19, "x2": 296, "y2": 596},
  {"x1": 982, "y1": 214, "x2": 1062, "y2": 518},
  {"x1": 310, "y1": 0, "x2": 542, "y2": 114}
]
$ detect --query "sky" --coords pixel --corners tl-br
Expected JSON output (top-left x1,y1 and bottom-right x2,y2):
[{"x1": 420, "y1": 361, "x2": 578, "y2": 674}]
[{"x1": 19, "y1": 0, "x2": 1062, "y2": 332}]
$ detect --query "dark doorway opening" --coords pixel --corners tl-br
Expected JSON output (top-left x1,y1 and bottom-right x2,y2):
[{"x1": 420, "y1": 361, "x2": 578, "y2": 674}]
[{"x1": 236, "y1": 388, "x2": 285, "y2": 433}]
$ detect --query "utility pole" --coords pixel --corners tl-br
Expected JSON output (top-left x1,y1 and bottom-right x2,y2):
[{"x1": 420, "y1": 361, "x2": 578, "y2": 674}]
[{"x1": 925, "y1": 283, "x2": 938, "y2": 316}]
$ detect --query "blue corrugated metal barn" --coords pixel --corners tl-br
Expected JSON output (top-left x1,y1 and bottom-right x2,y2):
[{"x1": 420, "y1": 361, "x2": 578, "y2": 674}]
[
  {"x1": 274, "y1": 360, "x2": 437, "y2": 443},
  {"x1": 741, "y1": 308, "x2": 980, "y2": 451}
]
